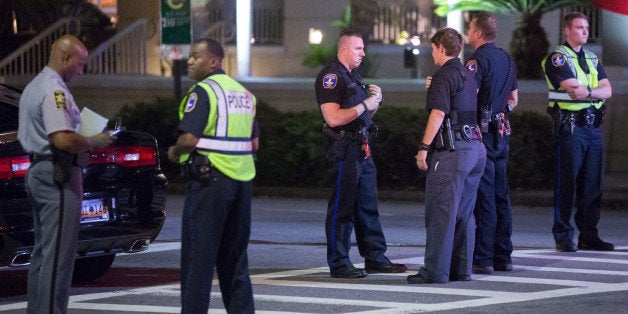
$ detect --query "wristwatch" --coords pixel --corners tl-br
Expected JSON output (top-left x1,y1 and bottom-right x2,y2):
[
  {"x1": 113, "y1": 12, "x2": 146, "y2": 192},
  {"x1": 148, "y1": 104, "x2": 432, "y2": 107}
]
[
  {"x1": 587, "y1": 86, "x2": 592, "y2": 98},
  {"x1": 418, "y1": 143, "x2": 430, "y2": 151}
]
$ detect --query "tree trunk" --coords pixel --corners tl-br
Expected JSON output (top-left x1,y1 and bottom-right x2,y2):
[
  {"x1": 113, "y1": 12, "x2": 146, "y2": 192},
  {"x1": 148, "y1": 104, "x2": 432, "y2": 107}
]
[{"x1": 509, "y1": 11, "x2": 549, "y2": 79}]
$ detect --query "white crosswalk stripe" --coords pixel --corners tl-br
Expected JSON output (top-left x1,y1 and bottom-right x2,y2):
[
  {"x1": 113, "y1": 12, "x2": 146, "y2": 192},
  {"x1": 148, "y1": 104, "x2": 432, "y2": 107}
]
[{"x1": 1, "y1": 246, "x2": 627, "y2": 313}]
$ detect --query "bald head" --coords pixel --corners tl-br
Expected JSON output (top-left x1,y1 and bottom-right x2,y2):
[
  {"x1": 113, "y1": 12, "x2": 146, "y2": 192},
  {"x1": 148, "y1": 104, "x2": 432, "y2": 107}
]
[{"x1": 49, "y1": 35, "x2": 88, "y2": 82}]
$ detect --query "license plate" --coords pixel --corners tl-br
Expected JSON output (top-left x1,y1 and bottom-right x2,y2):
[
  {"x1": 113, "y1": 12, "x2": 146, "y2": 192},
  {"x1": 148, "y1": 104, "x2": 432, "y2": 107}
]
[{"x1": 81, "y1": 198, "x2": 110, "y2": 223}]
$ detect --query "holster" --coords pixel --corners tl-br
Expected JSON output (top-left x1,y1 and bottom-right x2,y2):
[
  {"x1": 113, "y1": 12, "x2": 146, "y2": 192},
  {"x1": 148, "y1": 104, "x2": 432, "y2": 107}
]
[
  {"x1": 51, "y1": 145, "x2": 76, "y2": 186},
  {"x1": 183, "y1": 152, "x2": 212, "y2": 181},
  {"x1": 322, "y1": 124, "x2": 348, "y2": 161},
  {"x1": 547, "y1": 106, "x2": 564, "y2": 135},
  {"x1": 434, "y1": 118, "x2": 455, "y2": 152},
  {"x1": 594, "y1": 105, "x2": 607, "y2": 127}
]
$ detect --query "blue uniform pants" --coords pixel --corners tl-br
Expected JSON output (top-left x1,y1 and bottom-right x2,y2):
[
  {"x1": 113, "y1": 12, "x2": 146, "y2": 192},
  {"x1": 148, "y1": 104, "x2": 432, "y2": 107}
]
[
  {"x1": 326, "y1": 142, "x2": 389, "y2": 271},
  {"x1": 180, "y1": 170, "x2": 254, "y2": 314},
  {"x1": 553, "y1": 124, "x2": 605, "y2": 245},
  {"x1": 474, "y1": 132, "x2": 513, "y2": 267},
  {"x1": 419, "y1": 140, "x2": 486, "y2": 283},
  {"x1": 26, "y1": 161, "x2": 82, "y2": 314}
]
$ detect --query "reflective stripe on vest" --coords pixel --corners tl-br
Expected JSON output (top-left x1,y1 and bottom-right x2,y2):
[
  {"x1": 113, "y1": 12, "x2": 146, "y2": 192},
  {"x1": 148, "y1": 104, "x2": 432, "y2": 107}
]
[
  {"x1": 196, "y1": 78, "x2": 253, "y2": 154},
  {"x1": 196, "y1": 137, "x2": 252, "y2": 154},
  {"x1": 542, "y1": 45, "x2": 603, "y2": 111}
]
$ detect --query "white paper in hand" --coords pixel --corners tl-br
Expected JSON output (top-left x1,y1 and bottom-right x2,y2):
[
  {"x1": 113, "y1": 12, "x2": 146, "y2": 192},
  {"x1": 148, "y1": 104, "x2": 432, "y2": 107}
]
[{"x1": 79, "y1": 107, "x2": 109, "y2": 137}]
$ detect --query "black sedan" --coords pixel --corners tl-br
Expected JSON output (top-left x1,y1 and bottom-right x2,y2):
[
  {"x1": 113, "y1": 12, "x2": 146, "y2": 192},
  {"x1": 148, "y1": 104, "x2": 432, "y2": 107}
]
[{"x1": 0, "y1": 83, "x2": 167, "y2": 282}]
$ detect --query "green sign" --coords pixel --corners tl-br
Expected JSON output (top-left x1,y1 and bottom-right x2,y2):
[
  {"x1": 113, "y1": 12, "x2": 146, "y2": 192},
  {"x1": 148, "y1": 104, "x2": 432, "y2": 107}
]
[{"x1": 161, "y1": 0, "x2": 191, "y2": 45}]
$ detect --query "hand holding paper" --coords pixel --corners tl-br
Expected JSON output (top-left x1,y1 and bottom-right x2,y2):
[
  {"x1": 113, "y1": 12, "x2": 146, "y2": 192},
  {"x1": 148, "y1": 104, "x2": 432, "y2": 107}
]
[{"x1": 79, "y1": 107, "x2": 109, "y2": 137}]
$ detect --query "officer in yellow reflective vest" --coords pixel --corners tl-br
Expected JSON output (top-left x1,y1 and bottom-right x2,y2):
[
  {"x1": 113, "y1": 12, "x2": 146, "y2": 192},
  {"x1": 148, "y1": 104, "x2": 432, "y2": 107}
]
[
  {"x1": 167, "y1": 38, "x2": 258, "y2": 314},
  {"x1": 542, "y1": 12, "x2": 613, "y2": 253}
]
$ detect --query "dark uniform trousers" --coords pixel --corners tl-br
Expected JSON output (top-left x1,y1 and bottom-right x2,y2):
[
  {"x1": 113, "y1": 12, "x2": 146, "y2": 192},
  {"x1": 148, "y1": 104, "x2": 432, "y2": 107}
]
[
  {"x1": 420, "y1": 140, "x2": 486, "y2": 283},
  {"x1": 553, "y1": 123, "x2": 604, "y2": 245},
  {"x1": 26, "y1": 161, "x2": 82, "y2": 314},
  {"x1": 326, "y1": 141, "x2": 389, "y2": 271},
  {"x1": 180, "y1": 170, "x2": 254, "y2": 314},
  {"x1": 474, "y1": 132, "x2": 513, "y2": 267}
]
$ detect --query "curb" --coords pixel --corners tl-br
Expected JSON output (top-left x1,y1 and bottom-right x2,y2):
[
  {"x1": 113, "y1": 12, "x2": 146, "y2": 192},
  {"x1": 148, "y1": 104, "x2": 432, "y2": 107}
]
[{"x1": 166, "y1": 182, "x2": 627, "y2": 210}]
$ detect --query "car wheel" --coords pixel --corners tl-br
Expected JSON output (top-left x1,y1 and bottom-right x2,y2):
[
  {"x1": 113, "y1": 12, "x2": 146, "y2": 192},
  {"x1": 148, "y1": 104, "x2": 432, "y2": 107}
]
[{"x1": 72, "y1": 253, "x2": 116, "y2": 283}]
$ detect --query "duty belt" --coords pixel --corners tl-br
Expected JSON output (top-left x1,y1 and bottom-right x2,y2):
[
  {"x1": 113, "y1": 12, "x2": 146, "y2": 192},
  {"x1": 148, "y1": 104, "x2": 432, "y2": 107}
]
[
  {"x1": 323, "y1": 124, "x2": 371, "y2": 143},
  {"x1": 453, "y1": 125, "x2": 482, "y2": 142},
  {"x1": 560, "y1": 106, "x2": 600, "y2": 127},
  {"x1": 29, "y1": 153, "x2": 53, "y2": 162}
]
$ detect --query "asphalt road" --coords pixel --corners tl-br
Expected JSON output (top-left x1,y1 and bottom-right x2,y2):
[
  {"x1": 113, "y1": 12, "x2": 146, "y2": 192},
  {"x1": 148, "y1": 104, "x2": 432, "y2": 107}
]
[{"x1": 1, "y1": 195, "x2": 627, "y2": 313}]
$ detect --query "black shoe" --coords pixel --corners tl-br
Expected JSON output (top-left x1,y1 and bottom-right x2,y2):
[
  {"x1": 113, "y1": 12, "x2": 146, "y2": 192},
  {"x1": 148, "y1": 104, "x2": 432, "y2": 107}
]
[
  {"x1": 407, "y1": 273, "x2": 434, "y2": 284},
  {"x1": 330, "y1": 267, "x2": 367, "y2": 278},
  {"x1": 494, "y1": 263, "x2": 513, "y2": 272},
  {"x1": 472, "y1": 265, "x2": 494, "y2": 274},
  {"x1": 578, "y1": 239, "x2": 615, "y2": 251},
  {"x1": 449, "y1": 275, "x2": 472, "y2": 282},
  {"x1": 365, "y1": 262, "x2": 408, "y2": 274},
  {"x1": 556, "y1": 242, "x2": 578, "y2": 252}
]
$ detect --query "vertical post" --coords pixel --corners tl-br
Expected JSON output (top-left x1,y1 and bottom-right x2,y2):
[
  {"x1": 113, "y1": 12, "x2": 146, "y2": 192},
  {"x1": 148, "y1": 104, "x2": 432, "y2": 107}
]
[
  {"x1": 236, "y1": 0, "x2": 252, "y2": 78},
  {"x1": 447, "y1": 0, "x2": 464, "y2": 60},
  {"x1": 173, "y1": 59, "x2": 185, "y2": 102}
]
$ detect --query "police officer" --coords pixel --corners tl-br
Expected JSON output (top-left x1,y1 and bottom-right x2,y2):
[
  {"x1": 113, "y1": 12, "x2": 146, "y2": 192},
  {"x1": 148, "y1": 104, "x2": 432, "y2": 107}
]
[
  {"x1": 542, "y1": 12, "x2": 613, "y2": 252},
  {"x1": 18, "y1": 35, "x2": 113, "y2": 313},
  {"x1": 465, "y1": 13, "x2": 519, "y2": 274},
  {"x1": 167, "y1": 38, "x2": 258, "y2": 313},
  {"x1": 315, "y1": 30, "x2": 407, "y2": 278},
  {"x1": 408, "y1": 28, "x2": 486, "y2": 284}
]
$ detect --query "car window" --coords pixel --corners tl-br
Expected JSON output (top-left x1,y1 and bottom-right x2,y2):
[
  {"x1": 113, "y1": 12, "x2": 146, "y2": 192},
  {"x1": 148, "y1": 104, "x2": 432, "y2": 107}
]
[{"x1": 0, "y1": 84, "x2": 21, "y2": 133}]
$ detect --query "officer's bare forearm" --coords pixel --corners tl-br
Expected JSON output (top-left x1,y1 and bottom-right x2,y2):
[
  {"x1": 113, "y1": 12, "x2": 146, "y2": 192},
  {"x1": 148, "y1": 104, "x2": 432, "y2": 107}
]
[
  {"x1": 320, "y1": 102, "x2": 365, "y2": 127},
  {"x1": 592, "y1": 79, "x2": 612, "y2": 100},
  {"x1": 171, "y1": 133, "x2": 198, "y2": 157},
  {"x1": 421, "y1": 109, "x2": 445, "y2": 145},
  {"x1": 508, "y1": 89, "x2": 519, "y2": 109},
  {"x1": 50, "y1": 131, "x2": 91, "y2": 154}
]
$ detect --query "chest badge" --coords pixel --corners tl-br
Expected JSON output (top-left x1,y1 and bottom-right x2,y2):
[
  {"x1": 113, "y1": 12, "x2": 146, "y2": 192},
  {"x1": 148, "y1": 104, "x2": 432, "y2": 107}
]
[
  {"x1": 551, "y1": 53, "x2": 565, "y2": 67},
  {"x1": 184, "y1": 93, "x2": 197, "y2": 112},
  {"x1": 466, "y1": 60, "x2": 478, "y2": 74},
  {"x1": 53, "y1": 90, "x2": 66, "y2": 109},
  {"x1": 322, "y1": 74, "x2": 337, "y2": 89}
]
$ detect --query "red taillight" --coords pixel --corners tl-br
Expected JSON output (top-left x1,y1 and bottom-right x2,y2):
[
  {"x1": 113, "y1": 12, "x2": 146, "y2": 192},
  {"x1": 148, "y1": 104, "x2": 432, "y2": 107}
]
[
  {"x1": 89, "y1": 146, "x2": 157, "y2": 167},
  {"x1": 0, "y1": 155, "x2": 30, "y2": 180}
]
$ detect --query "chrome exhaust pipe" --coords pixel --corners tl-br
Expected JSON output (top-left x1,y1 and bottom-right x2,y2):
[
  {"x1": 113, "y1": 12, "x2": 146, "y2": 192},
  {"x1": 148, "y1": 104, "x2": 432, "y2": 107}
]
[
  {"x1": 126, "y1": 238, "x2": 149, "y2": 253},
  {"x1": 10, "y1": 252, "x2": 31, "y2": 267}
]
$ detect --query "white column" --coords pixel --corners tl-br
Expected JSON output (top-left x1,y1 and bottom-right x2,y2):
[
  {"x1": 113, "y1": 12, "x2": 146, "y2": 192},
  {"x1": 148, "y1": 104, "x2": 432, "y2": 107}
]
[
  {"x1": 446, "y1": 0, "x2": 464, "y2": 59},
  {"x1": 236, "y1": 0, "x2": 252, "y2": 78}
]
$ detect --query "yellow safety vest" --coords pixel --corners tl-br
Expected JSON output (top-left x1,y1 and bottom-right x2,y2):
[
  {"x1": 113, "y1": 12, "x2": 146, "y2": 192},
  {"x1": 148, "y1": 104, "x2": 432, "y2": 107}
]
[
  {"x1": 542, "y1": 45, "x2": 604, "y2": 111},
  {"x1": 178, "y1": 74, "x2": 256, "y2": 181}
]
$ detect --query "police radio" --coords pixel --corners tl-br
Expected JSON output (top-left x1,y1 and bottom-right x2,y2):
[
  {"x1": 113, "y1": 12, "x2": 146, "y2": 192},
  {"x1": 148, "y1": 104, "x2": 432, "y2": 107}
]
[{"x1": 480, "y1": 108, "x2": 491, "y2": 133}]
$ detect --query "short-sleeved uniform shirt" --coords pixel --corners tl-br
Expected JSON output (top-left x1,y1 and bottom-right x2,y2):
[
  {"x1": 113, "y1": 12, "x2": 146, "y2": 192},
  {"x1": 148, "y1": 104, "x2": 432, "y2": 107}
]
[
  {"x1": 543, "y1": 43, "x2": 607, "y2": 90},
  {"x1": 427, "y1": 58, "x2": 478, "y2": 124},
  {"x1": 18, "y1": 66, "x2": 81, "y2": 155},
  {"x1": 179, "y1": 69, "x2": 260, "y2": 140},
  {"x1": 465, "y1": 43, "x2": 518, "y2": 113},
  {"x1": 314, "y1": 60, "x2": 371, "y2": 131}
]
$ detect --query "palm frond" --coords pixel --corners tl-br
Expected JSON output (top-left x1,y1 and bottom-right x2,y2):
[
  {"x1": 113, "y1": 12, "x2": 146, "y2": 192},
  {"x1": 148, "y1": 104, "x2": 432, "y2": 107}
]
[
  {"x1": 434, "y1": 0, "x2": 514, "y2": 17},
  {"x1": 433, "y1": 0, "x2": 592, "y2": 16}
]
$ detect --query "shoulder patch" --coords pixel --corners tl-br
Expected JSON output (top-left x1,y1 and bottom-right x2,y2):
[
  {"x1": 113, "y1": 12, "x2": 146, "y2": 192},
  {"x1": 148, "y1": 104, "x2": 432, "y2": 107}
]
[
  {"x1": 465, "y1": 59, "x2": 478, "y2": 74},
  {"x1": 322, "y1": 74, "x2": 337, "y2": 89},
  {"x1": 53, "y1": 90, "x2": 66, "y2": 109},
  {"x1": 184, "y1": 93, "x2": 197, "y2": 112},
  {"x1": 551, "y1": 53, "x2": 566, "y2": 67}
]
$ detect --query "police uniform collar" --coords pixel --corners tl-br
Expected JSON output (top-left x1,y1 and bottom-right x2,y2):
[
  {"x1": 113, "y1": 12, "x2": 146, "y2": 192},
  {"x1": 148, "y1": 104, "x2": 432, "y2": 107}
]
[
  {"x1": 478, "y1": 42, "x2": 496, "y2": 50},
  {"x1": 443, "y1": 57, "x2": 461, "y2": 67},
  {"x1": 207, "y1": 69, "x2": 226, "y2": 77},
  {"x1": 42, "y1": 66, "x2": 67, "y2": 88},
  {"x1": 562, "y1": 42, "x2": 584, "y2": 56}
]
